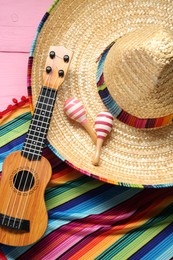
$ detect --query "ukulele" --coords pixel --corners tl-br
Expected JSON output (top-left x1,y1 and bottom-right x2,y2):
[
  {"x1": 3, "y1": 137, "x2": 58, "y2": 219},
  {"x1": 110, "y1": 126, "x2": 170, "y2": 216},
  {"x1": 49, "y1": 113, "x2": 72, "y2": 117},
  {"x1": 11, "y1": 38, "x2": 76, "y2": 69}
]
[{"x1": 0, "y1": 46, "x2": 73, "y2": 246}]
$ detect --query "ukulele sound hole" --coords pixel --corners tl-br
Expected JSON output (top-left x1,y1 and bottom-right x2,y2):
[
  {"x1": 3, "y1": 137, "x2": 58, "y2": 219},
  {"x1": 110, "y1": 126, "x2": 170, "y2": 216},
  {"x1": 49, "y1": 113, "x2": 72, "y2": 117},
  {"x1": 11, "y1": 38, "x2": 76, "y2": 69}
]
[{"x1": 13, "y1": 171, "x2": 35, "y2": 192}]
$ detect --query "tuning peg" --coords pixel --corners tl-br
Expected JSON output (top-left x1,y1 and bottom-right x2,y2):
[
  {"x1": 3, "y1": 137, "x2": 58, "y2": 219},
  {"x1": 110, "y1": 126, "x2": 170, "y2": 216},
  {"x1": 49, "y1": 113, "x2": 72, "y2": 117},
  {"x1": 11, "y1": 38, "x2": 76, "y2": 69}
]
[
  {"x1": 92, "y1": 111, "x2": 113, "y2": 166},
  {"x1": 64, "y1": 98, "x2": 97, "y2": 144},
  {"x1": 49, "y1": 51, "x2": 55, "y2": 59},
  {"x1": 58, "y1": 70, "x2": 64, "y2": 77},
  {"x1": 63, "y1": 55, "x2": 69, "y2": 63},
  {"x1": 46, "y1": 66, "x2": 52, "y2": 74}
]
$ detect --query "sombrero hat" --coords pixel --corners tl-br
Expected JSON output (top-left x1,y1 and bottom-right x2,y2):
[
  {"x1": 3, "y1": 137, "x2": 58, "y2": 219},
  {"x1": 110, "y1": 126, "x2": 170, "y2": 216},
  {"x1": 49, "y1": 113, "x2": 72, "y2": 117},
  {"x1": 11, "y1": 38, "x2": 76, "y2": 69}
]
[{"x1": 29, "y1": 0, "x2": 173, "y2": 188}]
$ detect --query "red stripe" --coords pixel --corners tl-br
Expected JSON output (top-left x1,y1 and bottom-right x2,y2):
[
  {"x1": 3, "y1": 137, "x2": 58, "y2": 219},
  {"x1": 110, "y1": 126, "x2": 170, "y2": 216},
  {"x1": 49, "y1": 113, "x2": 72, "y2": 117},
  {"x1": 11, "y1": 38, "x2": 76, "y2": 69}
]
[
  {"x1": 73, "y1": 110, "x2": 86, "y2": 121},
  {"x1": 18, "y1": 188, "x2": 172, "y2": 260},
  {"x1": 68, "y1": 105, "x2": 84, "y2": 118},
  {"x1": 97, "y1": 113, "x2": 113, "y2": 120},
  {"x1": 64, "y1": 101, "x2": 81, "y2": 112},
  {"x1": 97, "y1": 135, "x2": 105, "y2": 139},
  {"x1": 97, "y1": 73, "x2": 104, "y2": 87},
  {"x1": 95, "y1": 121, "x2": 113, "y2": 127},
  {"x1": 95, "y1": 128, "x2": 109, "y2": 134},
  {"x1": 64, "y1": 98, "x2": 74, "y2": 107},
  {"x1": 0, "y1": 251, "x2": 7, "y2": 260}
]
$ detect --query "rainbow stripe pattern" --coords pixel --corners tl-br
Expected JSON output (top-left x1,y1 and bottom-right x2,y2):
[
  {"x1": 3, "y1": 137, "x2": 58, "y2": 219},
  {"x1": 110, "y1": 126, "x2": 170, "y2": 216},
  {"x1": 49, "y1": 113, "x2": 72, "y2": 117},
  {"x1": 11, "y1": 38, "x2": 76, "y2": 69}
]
[
  {"x1": 97, "y1": 42, "x2": 173, "y2": 129},
  {"x1": 0, "y1": 0, "x2": 173, "y2": 258},
  {"x1": 0, "y1": 102, "x2": 173, "y2": 259}
]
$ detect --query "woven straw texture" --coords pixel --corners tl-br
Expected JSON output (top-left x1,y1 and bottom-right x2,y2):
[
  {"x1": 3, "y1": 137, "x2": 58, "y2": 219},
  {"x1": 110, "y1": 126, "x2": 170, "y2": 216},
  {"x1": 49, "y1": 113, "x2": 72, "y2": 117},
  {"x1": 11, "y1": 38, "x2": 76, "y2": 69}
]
[
  {"x1": 104, "y1": 26, "x2": 173, "y2": 118},
  {"x1": 31, "y1": 0, "x2": 173, "y2": 187}
]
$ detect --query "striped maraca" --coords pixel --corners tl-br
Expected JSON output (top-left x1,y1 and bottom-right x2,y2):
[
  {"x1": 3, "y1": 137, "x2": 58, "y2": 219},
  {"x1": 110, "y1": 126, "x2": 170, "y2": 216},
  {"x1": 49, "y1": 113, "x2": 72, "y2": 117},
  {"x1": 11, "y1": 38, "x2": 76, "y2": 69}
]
[
  {"x1": 92, "y1": 111, "x2": 113, "y2": 166},
  {"x1": 64, "y1": 98, "x2": 97, "y2": 144}
]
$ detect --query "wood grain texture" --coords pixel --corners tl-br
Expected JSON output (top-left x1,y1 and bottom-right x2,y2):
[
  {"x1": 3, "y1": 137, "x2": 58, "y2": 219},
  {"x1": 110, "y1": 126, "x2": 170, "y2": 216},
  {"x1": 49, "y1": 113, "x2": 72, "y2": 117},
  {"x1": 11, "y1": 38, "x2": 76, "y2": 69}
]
[
  {"x1": 0, "y1": 151, "x2": 52, "y2": 246},
  {"x1": 0, "y1": 53, "x2": 28, "y2": 110},
  {"x1": 0, "y1": 0, "x2": 53, "y2": 111},
  {"x1": 0, "y1": 0, "x2": 53, "y2": 52}
]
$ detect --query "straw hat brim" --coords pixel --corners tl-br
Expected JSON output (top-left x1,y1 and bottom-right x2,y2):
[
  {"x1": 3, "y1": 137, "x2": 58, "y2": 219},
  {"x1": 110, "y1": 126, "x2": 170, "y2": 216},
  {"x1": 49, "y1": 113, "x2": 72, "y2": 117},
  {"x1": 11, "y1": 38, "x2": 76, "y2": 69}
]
[{"x1": 30, "y1": 0, "x2": 173, "y2": 188}]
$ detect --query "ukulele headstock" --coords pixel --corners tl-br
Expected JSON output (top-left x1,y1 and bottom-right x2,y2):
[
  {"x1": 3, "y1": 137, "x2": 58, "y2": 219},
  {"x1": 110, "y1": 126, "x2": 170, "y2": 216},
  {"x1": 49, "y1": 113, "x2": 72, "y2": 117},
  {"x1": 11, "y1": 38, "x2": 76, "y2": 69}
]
[{"x1": 43, "y1": 46, "x2": 73, "y2": 90}]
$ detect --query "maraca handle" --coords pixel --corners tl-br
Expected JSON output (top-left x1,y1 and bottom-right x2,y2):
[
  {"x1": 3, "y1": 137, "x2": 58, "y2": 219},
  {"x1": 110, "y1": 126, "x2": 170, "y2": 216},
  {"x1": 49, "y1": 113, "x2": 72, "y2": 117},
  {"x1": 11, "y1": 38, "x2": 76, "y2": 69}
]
[
  {"x1": 83, "y1": 121, "x2": 97, "y2": 144},
  {"x1": 92, "y1": 111, "x2": 113, "y2": 165},
  {"x1": 92, "y1": 138, "x2": 104, "y2": 166}
]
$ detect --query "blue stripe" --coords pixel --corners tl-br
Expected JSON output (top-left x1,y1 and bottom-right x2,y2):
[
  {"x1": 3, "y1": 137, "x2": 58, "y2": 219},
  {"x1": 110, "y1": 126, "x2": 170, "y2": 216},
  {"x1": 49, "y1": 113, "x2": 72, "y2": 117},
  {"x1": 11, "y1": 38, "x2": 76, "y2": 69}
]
[
  {"x1": 0, "y1": 143, "x2": 24, "y2": 170},
  {"x1": 140, "y1": 224, "x2": 173, "y2": 260},
  {"x1": 0, "y1": 134, "x2": 26, "y2": 153},
  {"x1": 96, "y1": 50, "x2": 109, "y2": 82},
  {"x1": 46, "y1": 176, "x2": 96, "y2": 201},
  {"x1": 30, "y1": 12, "x2": 50, "y2": 56},
  {"x1": 48, "y1": 186, "x2": 140, "y2": 220},
  {"x1": 0, "y1": 134, "x2": 26, "y2": 170},
  {"x1": 0, "y1": 112, "x2": 31, "y2": 134},
  {"x1": 47, "y1": 142, "x2": 65, "y2": 161},
  {"x1": 0, "y1": 185, "x2": 140, "y2": 258},
  {"x1": 157, "y1": 244, "x2": 173, "y2": 260},
  {"x1": 96, "y1": 204, "x2": 173, "y2": 260},
  {"x1": 129, "y1": 223, "x2": 173, "y2": 259}
]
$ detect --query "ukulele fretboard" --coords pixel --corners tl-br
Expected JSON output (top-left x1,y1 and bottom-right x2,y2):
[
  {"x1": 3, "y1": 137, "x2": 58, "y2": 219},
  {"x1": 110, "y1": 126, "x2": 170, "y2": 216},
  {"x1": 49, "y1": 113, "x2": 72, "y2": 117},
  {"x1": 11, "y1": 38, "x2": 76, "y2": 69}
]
[{"x1": 21, "y1": 86, "x2": 57, "y2": 160}]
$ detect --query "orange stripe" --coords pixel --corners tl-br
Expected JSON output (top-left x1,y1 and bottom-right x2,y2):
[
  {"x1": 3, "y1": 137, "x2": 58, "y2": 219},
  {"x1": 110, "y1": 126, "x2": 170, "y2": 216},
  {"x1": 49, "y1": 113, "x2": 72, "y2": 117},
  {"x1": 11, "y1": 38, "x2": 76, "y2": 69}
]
[
  {"x1": 0, "y1": 104, "x2": 30, "y2": 125},
  {"x1": 162, "y1": 115, "x2": 171, "y2": 126},
  {"x1": 49, "y1": 170, "x2": 82, "y2": 187},
  {"x1": 69, "y1": 196, "x2": 173, "y2": 260}
]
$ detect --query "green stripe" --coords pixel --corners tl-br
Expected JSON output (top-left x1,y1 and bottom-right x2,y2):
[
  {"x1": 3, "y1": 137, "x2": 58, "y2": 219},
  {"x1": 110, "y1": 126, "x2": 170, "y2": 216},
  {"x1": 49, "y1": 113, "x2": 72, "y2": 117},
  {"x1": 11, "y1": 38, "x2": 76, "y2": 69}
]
[
  {"x1": 112, "y1": 213, "x2": 173, "y2": 260},
  {"x1": 48, "y1": 0, "x2": 59, "y2": 13},
  {"x1": 0, "y1": 121, "x2": 30, "y2": 147},
  {"x1": 97, "y1": 83, "x2": 106, "y2": 91},
  {"x1": 96, "y1": 203, "x2": 173, "y2": 260},
  {"x1": 46, "y1": 180, "x2": 103, "y2": 210},
  {"x1": 45, "y1": 176, "x2": 94, "y2": 200},
  {"x1": 0, "y1": 113, "x2": 31, "y2": 136}
]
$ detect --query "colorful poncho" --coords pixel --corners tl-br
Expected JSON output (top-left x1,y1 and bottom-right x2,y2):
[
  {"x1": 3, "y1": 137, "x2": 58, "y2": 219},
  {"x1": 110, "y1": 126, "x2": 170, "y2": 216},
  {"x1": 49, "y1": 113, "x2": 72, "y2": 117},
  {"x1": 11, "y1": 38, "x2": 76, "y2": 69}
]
[{"x1": 0, "y1": 98, "x2": 173, "y2": 260}]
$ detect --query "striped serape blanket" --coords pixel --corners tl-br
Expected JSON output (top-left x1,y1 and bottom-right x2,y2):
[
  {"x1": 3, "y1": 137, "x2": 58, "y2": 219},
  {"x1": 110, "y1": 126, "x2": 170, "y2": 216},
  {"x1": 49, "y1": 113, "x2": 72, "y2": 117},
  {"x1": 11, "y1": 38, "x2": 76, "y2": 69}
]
[{"x1": 0, "y1": 100, "x2": 173, "y2": 260}]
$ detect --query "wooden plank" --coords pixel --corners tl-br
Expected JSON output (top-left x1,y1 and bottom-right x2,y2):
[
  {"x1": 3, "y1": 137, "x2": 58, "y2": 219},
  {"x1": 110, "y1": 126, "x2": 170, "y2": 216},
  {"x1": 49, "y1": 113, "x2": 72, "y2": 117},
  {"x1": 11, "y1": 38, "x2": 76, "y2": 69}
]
[
  {"x1": 0, "y1": 52, "x2": 28, "y2": 111},
  {"x1": 0, "y1": 0, "x2": 53, "y2": 111},
  {"x1": 0, "y1": 0, "x2": 52, "y2": 52},
  {"x1": 0, "y1": 27, "x2": 35, "y2": 53}
]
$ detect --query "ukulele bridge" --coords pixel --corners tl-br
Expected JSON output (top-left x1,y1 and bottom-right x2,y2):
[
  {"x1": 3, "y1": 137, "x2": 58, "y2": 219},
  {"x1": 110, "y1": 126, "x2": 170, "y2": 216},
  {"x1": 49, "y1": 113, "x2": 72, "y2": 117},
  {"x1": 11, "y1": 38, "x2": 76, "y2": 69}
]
[{"x1": 0, "y1": 213, "x2": 30, "y2": 232}]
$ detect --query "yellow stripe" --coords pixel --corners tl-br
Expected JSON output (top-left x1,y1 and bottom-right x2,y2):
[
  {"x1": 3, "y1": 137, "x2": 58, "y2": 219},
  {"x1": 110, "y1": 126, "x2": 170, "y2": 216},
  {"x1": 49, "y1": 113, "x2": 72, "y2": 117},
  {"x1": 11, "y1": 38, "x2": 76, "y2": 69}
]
[
  {"x1": 1, "y1": 121, "x2": 30, "y2": 146},
  {"x1": 0, "y1": 105, "x2": 30, "y2": 126},
  {"x1": 79, "y1": 197, "x2": 173, "y2": 260},
  {"x1": 112, "y1": 210, "x2": 172, "y2": 259},
  {"x1": 48, "y1": 170, "x2": 83, "y2": 188},
  {"x1": 46, "y1": 180, "x2": 102, "y2": 210},
  {"x1": 97, "y1": 83, "x2": 106, "y2": 91}
]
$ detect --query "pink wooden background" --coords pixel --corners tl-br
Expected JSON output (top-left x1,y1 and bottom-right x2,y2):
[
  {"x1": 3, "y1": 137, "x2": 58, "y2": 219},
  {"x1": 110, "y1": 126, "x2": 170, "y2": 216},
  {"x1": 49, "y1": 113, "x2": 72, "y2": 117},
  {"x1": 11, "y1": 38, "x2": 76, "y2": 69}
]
[{"x1": 0, "y1": 0, "x2": 53, "y2": 112}]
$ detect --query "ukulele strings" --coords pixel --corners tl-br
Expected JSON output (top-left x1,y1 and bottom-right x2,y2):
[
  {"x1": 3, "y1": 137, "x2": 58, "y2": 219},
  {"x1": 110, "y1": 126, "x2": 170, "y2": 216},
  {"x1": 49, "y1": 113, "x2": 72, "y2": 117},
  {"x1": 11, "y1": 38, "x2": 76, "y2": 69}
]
[
  {"x1": 3, "y1": 56, "x2": 60, "y2": 228},
  {"x1": 14, "y1": 76, "x2": 54, "y2": 226},
  {"x1": 16, "y1": 64, "x2": 57, "y2": 226},
  {"x1": 4, "y1": 71, "x2": 54, "y2": 228},
  {"x1": 16, "y1": 77, "x2": 54, "y2": 228},
  {"x1": 13, "y1": 59, "x2": 65, "y2": 229},
  {"x1": 2, "y1": 75, "x2": 53, "y2": 227}
]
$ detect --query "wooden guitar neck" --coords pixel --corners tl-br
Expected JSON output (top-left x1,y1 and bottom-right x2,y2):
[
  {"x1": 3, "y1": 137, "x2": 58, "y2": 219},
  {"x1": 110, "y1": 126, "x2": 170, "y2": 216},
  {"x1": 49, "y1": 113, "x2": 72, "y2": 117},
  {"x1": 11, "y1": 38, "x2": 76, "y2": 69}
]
[
  {"x1": 0, "y1": 46, "x2": 73, "y2": 246},
  {"x1": 22, "y1": 86, "x2": 57, "y2": 161}
]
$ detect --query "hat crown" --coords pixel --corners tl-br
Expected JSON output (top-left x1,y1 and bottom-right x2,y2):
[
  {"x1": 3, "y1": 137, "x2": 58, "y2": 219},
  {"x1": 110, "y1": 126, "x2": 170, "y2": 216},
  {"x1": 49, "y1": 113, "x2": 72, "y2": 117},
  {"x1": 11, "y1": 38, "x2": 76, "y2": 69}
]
[{"x1": 104, "y1": 26, "x2": 173, "y2": 118}]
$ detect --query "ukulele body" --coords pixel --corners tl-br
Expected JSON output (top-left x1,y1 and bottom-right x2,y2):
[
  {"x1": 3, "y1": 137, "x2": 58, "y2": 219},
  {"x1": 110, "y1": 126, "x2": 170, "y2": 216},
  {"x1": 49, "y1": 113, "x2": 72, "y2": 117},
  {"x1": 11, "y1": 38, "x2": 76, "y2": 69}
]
[
  {"x1": 0, "y1": 151, "x2": 52, "y2": 246},
  {"x1": 0, "y1": 46, "x2": 73, "y2": 246}
]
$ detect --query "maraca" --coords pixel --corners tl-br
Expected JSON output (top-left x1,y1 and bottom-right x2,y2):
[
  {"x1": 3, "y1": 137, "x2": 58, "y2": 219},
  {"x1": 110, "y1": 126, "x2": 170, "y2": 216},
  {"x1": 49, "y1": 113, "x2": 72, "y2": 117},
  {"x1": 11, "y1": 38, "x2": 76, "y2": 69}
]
[
  {"x1": 64, "y1": 98, "x2": 97, "y2": 144},
  {"x1": 92, "y1": 111, "x2": 113, "y2": 166}
]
